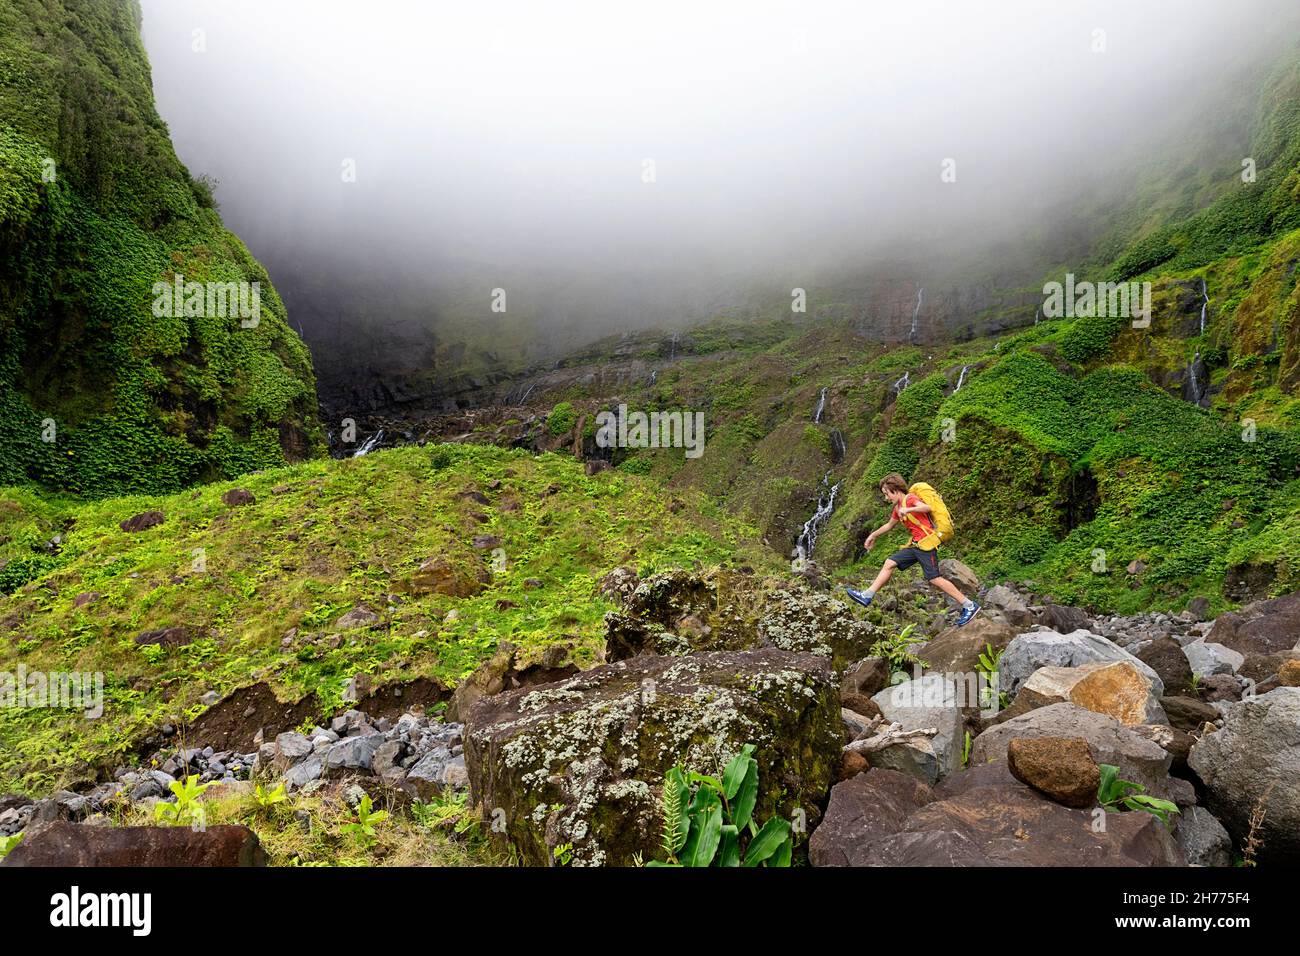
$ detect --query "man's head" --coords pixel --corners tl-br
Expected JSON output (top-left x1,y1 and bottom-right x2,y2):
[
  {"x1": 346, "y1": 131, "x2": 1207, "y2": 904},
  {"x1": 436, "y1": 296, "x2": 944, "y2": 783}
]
[{"x1": 880, "y1": 473, "x2": 908, "y2": 506}]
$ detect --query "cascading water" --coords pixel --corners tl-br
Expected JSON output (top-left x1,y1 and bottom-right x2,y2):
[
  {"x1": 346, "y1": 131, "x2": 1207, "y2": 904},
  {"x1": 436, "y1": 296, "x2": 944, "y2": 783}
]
[
  {"x1": 813, "y1": 386, "x2": 828, "y2": 423},
  {"x1": 893, "y1": 370, "x2": 910, "y2": 395},
  {"x1": 909, "y1": 288, "x2": 924, "y2": 342},
  {"x1": 648, "y1": 369, "x2": 657, "y2": 386},
  {"x1": 1034, "y1": 307, "x2": 1040, "y2": 326},
  {"x1": 829, "y1": 429, "x2": 847, "y2": 464},
  {"x1": 353, "y1": 429, "x2": 384, "y2": 458},
  {"x1": 1200, "y1": 278, "x2": 1209, "y2": 335},
  {"x1": 669, "y1": 331, "x2": 679, "y2": 361},
  {"x1": 954, "y1": 365, "x2": 969, "y2": 392},
  {"x1": 794, "y1": 472, "x2": 842, "y2": 563},
  {"x1": 1187, "y1": 351, "x2": 1206, "y2": 405}
]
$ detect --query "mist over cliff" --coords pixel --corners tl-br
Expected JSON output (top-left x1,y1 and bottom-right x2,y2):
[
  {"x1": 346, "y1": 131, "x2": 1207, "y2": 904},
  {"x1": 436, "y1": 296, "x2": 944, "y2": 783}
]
[{"x1": 139, "y1": 0, "x2": 1300, "y2": 403}]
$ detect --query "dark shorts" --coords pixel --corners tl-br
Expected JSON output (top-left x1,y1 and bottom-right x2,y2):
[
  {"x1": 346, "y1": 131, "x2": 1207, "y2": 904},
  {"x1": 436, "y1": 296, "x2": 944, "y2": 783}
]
[{"x1": 888, "y1": 546, "x2": 941, "y2": 581}]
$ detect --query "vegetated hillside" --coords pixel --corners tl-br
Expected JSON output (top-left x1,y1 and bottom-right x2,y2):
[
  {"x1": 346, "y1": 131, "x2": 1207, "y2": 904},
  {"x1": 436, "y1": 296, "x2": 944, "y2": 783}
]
[
  {"x1": 0, "y1": 442, "x2": 767, "y2": 794},
  {"x1": 0, "y1": 0, "x2": 322, "y2": 499}
]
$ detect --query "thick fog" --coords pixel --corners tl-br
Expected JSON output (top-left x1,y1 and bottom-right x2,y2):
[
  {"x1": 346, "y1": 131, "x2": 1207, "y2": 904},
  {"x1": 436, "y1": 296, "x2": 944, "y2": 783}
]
[{"x1": 138, "y1": 0, "x2": 1300, "y2": 394}]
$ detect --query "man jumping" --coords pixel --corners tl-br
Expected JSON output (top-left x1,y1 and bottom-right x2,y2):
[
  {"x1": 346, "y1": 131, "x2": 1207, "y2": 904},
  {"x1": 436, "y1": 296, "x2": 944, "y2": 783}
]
[{"x1": 845, "y1": 472, "x2": 980, "y2": 626}]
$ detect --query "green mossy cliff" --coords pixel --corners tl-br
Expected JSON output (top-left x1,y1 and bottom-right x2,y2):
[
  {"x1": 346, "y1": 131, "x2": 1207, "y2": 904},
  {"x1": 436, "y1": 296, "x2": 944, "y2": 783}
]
[{"x1": 0, "y1": 0, "x2": 322, "y2": 498}]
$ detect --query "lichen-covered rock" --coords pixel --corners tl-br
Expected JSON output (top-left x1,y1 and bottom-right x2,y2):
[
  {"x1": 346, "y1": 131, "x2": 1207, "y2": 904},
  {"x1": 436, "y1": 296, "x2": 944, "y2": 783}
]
[
  {"x1": 445, "y1": 640, "x2": 581, "y2": 722},
  {"x1": 464, "y1": 648, "x2": 841, "y2": 867},
  {"x1": 603, "y1": 569, "x2": 876, "y2": 669}
]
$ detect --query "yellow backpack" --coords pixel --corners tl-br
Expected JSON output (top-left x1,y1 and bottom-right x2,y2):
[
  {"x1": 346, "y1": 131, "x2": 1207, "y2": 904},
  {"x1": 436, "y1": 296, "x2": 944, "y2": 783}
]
[{"x1": 905, "y1": 481, "x2": 954, "y2": 551}]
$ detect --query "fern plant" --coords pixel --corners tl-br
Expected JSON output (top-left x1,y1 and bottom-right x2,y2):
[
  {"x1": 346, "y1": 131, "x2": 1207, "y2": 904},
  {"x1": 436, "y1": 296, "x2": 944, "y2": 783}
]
[
  {"x1": 153, "y1": 775, "x2": 213, "y2": 828},
  {"x1": 869, "y1": 623, "x2": 928, "y2": 675},
  {"x1": 648, "y1": 744, "x2": 793, "y2": 867}
]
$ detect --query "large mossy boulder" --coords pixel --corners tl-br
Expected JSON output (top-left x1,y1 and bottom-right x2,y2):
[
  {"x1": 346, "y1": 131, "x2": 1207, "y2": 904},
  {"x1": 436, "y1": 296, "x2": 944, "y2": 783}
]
[
  {"x1": 464, "y1": 648, "x2": 841, "y2": 866},
  {"x1": 603, "y1": 568, "x2": 877, "y2": 671}
]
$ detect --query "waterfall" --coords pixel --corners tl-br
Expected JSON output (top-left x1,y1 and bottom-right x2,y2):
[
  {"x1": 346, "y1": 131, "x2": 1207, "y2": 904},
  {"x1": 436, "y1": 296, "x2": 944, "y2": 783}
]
[
  {"x1": 909, "y1": 288, "x2": 924, "y2": 342},
  {"x1": 813, "y1": 386, "x2": 828, "y2": 423},
  {"x1": 1034, "y1": 307, "x2": 1039, "y2": 326},
  {"x1": 830, "y1": 429, "x2": 847, "y2": 464},
  {"x1": 893, "y1": 370, "x2": 910, "y2": 395},
  {"x1": 648, "y1": 369, "x2": 657, "y2": 386},
  {"x1": 954, "y1": 365, "x2": 969, "y2": 392},
  {"x1": 353, "y1": 429, "x2": 384, "y2": 458},
  {"x1": 669, "y1": 331, "x2": 679, "y2": 361},
  {"x1": 794, "y1": 472, "x2": 842, "y2": 563},
  {"x1": 1187, "y1": 351, "x2": 1205, "y2": 405},
  {"x1": 517, "y1": 382, "x2": 536, "y2": 405},
  {"x1": 1200, "y1": 278, "x2": 1209, "y2": 335}
]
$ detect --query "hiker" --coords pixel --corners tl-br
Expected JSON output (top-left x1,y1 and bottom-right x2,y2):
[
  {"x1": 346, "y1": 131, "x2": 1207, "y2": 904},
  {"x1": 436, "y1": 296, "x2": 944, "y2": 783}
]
[{"x1": 845, "y1": 473, "x2": 980, "y2": 626}]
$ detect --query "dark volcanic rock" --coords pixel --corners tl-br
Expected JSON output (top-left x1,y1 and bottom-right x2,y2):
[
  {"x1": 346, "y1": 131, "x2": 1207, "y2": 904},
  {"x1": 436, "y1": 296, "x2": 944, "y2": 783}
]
[
  {"x1": 119, "y1": 511, "x2": 164, "y2": 533},
  {"x1": 221, "y1": 488, "x2": 255, "y2": 507},
  {"x1": 1134, "y1": 636, "x2": 1196, "y2": 697},
  {"x1": 2, "y1": 822, "x2": 265, "y2": 867},
  {"x1": 1207, "y1": 591, "x2": 1300, "y2": 659}
]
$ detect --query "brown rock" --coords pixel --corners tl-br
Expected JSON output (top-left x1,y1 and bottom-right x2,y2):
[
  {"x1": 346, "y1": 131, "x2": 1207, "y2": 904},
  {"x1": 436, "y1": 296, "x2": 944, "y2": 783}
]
[
  {"x1": 1280, "y1": 660, "x2": 1300, "y2": 687},
  {"x1": 407, "y1": 556, "x2": 490, "y2": 598},
  {"x1": 838, "y1": 750, "x2": 871, "y2": 782},
  {"x1": 1160, "y1": 695, "x2": 1220, "y2": 734},
  {"x1": 119, "y1": 511, "x2": 164, "y2": 533},
  {"x1": 1, "y1": 822, "x2": 265, "y2": 867},
  {"x1": 1006, "y1": 736, "x2": 1100, "y2": 808},
  {"x1": 1134, "y1": 636, "x2": 1195, "y2": 697},
  {"x1": 134, "y1": 625, "x2": 201, "y2": 648},
  {"x1": 584, "y1": 459, "x2": 611, "y2": 475},
  {"x1": 72, "y1": 592, "x2": 100, "y2": 608},
  {"x1": 917, "y1": 617, "x2": 1017, "y2": 675},
  {"x1": 1206, "y1": 590, "x2": 1300, "y2": 658},
  {"x1": 841, "y1": 656, "x2": 891, "y2": 698},
  {"x1": 840, "y1": 692, "x2": 883, "y2": 720},
  {"x1": 221, "y1": 489, "x2": 255, "y2": 507},
  {"x1": 1022, "y1": 661, "x2": 1163, "y2": 725}
]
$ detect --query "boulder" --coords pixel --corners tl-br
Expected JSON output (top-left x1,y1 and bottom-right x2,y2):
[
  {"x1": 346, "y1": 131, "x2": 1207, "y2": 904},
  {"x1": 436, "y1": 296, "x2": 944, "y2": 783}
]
[
  {"x1": 1133, "y1": 636, "x2": 1196, "y2": 697},
  {"x1": 983, "y1": 584, "x2": 1035, "y2": 627},
  {"x1": 1280, "y1": 660, "x2": 1300, "y2": 687},
  {"x1": 867, "y1": 737, "x2": 942, "y2": 786},
  {"x1": 407, "y1": 556, "x2": 490, "y2": 598},
  {"x1": 221, "y1": 488, "x2": 255, "y2": 507},
  {"x1": 1006, "y1": 736, "x2": 1100, "y2": 808},
  {"x1": 1160, "y1": 696, "x2": 1220, "y2": 734},
  {"x1": 841, "y1": 656, "x2": 890, "y2": 699},
  {"x1": 1000, "y1": 629, "x2": 1164, "y2": 698},
  {"x1": 937, "y1": 558, "x2": 980, "y2": 596},
  {"x1": 119, "y1": 510, "x2": 164, "y2": 533},
  {"x1": 871, "y1": 674, "x2": 967, "y2": 779},
  {"x1": 809, "y1": 762, "x2": 1183, "y2": 867},
  {"x1": 1, "y1": 822, "x2": 265, "y2": 866},
  {"x1": 1205, "y1": 590, "x2": 1300, "y2": 659},
  {"x1": 1021, "y1": 661, "x2": 1166, "y2": 725},
  {"x1": 1173, "y1": 806, "x2": 1233, "y2": 867},
  {"x1": 445, "y1": 641, "x2": 580, "y2": 723},
  {"x1": 134, "y1": 625, "x2": 200, "y2": 648},
  {"x1": 464, "y1": 648, "x2": 841, "y2": 867},
  {"x1": 915, "y1": 617, "x2": 1018, "y2": 675},
  {"x1": 970, "y1": 703, "x2": 1192, "y2": 804},
  {"x1": 333, "y1": 606, "x2": 381, "y2": 631},
  {"x1": 1183, "y1": 641, "x2": 1244, "y2": 678},
  {"x1": 1038, "y1": 603, "x2": 1093, "y2": 634},
  {"x1": 1187, "y1": 687, "x2": 1300, "y2": 864}
]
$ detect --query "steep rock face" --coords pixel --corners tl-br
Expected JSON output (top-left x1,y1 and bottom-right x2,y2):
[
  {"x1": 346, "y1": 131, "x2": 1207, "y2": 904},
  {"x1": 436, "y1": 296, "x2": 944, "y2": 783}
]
[
  {"x1": 463, "y1": 648, "x2": 841, "y2": 867},
  {"x1": 0, "y1": 0, "x2": 322, "y2": 497}
]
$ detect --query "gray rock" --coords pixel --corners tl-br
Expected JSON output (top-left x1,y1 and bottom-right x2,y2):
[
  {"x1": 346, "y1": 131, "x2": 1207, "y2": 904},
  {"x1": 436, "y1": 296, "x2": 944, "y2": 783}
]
[
  {"x1": 323, "y1": 734, "x2": 381, "y2": 773},
  {"x1": 1001, "y1": 629, "x2": 1164, "y2": 698},
  {"x1": 442, "y1": 755, "x2": 469, "y2": 790},
  {"x1": 372, "y1": 740, "x2": 406, "y2": 777},
  {"x1": 1187, "y1": 687, "x2": 1300, "y2": 864},
  {"x1": 871, "y1": 674, "x2": 966, "y2": 779},
  {"x1": 867, "y1": 737, "x2": 941, "y2": 786},
  {"x1": 273, "y1": 732, "x2": 313, "y2": 768},
  {"x1": 283, "y1": 756, "x2": 325, "y2": 790},
  {"x1": 1183, "y1": 641, "x2": 1244, "y2": 678},
  {"x1": 1174, "y1": 806, "x2": 1233, "y2": 867}
]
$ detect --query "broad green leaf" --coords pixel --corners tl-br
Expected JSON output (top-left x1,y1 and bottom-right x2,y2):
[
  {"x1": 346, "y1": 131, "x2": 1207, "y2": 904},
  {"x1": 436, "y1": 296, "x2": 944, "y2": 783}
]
[
  {"x1": 718, "y1": 824, "x2": 741, "y2": 867},
  {"x1": 686, "y1": 804, "x2": 723, "y2": 867},
  {"x1": 770, "y1": 835, "x2": 793, "y2": 868},
  {"x1": 731, "y1": 761, "x2": 759, "y2": 831},
  {"x1": 743, "y1": 817, "x2": 791, "y2": 867}
]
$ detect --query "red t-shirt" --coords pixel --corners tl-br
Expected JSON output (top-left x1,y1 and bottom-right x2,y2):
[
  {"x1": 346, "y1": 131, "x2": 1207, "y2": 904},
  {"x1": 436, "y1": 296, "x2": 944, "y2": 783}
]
[{"x1": 892, "y1": 494, "x2": 935, "y2": 544}]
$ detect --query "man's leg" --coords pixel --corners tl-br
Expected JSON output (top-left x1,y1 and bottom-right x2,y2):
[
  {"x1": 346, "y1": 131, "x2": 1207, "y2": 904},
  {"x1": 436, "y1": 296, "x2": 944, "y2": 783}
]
[
  {"x1": 845, "y1": 559, "x2": 898, "y2": 609},
  {"x1": 929, "y1": 575, "x2": 967, "y2": 604}
]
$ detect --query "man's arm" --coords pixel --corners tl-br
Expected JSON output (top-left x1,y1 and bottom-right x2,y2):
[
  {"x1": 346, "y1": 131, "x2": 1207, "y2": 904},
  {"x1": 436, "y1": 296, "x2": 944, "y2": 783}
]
[{"x1": 864, "y1": 518, "x2": 898, "y2": 550}]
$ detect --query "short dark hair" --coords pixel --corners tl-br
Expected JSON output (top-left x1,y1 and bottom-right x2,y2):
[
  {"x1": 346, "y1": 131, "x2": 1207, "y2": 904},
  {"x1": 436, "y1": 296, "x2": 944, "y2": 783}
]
[{"x1": 880, "y1": 473, "x2": 908, "y2": 494}]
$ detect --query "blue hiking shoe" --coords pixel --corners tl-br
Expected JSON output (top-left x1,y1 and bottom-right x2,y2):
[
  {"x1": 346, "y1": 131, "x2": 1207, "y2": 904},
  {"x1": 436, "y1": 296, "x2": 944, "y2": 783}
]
[
  {"x1": 844, "y1": 587, "x2": 874, "y2": 609},
  {"x1": 955, "y1": 602, "x2": 981, "y2": 627}
]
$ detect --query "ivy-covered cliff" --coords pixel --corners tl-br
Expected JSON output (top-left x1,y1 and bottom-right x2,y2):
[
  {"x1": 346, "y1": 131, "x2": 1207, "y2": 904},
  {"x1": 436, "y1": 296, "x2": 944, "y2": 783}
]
[{"x1": 0, "y1": 0, "x2": 322, "y2": 498}]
